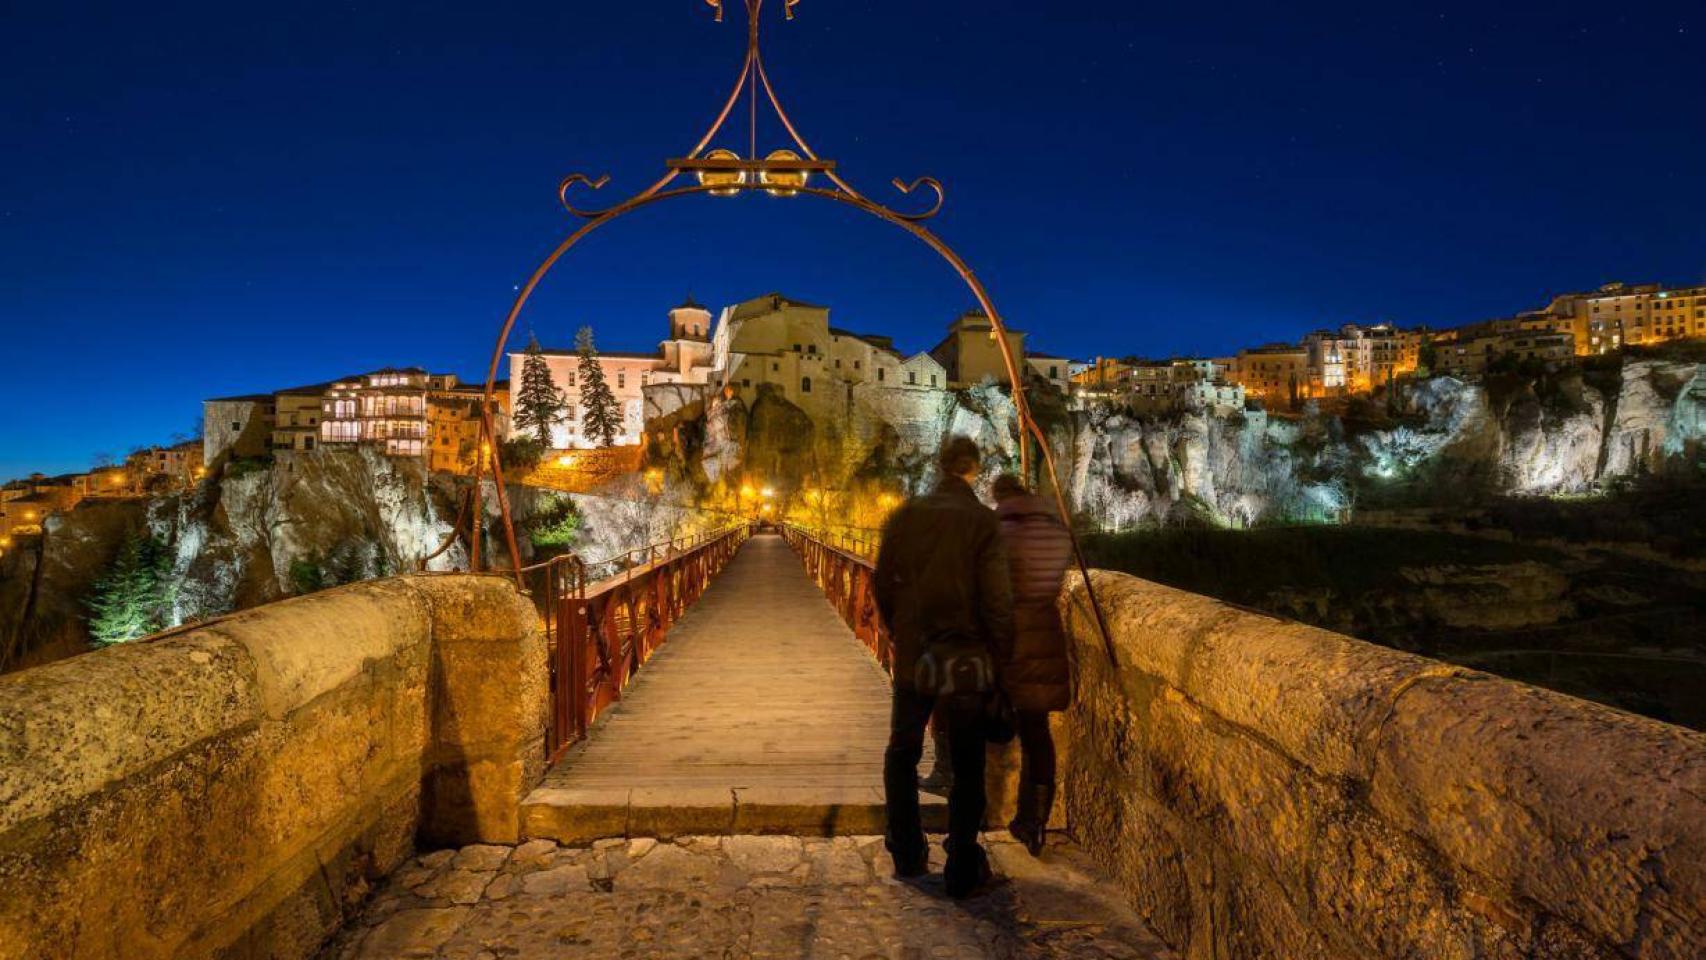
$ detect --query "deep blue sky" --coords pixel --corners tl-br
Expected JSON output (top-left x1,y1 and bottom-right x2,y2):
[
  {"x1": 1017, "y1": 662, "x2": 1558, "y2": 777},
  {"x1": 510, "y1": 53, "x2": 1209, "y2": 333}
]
[{"x1": 3, "y1": 1, "x2": 1703, "y2": 478}]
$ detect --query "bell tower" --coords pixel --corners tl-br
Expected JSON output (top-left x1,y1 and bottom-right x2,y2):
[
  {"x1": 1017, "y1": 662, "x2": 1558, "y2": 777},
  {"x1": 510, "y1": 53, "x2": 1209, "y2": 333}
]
[{"x1": 669, "y1": 296, "x2": 714, "y2": 342}]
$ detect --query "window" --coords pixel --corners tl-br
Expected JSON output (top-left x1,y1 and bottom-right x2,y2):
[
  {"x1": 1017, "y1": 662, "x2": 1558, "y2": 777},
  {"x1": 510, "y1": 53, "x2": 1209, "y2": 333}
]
[
  {"x1": 835, "y1": 359, "x2": 842, "y2": 368},
  {"x1": 930, "y1": 375, "x2": 938, "y2": 387},
  {"x1": 230, "y1": 421, "x2": 241, "y2": 431},
  {"x1": 908, "y1": 372, "x2": 917, "y2": 385},
  {"x1": 854, "y1": 360, "x2": 862, "y2": 370},
  {"x1": 617, "y1": 373, "x2": 626, "y2": 389},
  {"x1": 877, "y1": 368, "x2": 886, "y2": 382},
  {"x1": 801, "y1": 377, "x2": 813, "y2": 394},
  {"x1": 793, "y1": 344, "x2": 802, "y2": 353},
  {"x1": 772, "y1": 362, "x2": 780, "y2": 372}
]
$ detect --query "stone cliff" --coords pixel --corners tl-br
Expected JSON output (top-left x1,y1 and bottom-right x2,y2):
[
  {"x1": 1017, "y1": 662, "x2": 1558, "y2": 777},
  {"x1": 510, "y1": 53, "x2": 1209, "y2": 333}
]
[{"x1": 649, "y1": 353, "x2": 1704, "y2": 529}]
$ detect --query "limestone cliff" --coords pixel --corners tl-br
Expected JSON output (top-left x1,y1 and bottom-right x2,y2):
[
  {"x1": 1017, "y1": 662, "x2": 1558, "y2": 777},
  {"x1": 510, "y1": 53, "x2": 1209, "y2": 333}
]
[{"x1": 651, "y1": 355, "x2": 1704, "y2": 529}]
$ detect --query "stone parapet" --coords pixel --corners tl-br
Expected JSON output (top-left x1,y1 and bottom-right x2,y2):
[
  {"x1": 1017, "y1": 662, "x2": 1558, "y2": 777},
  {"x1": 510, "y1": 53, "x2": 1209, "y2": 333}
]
[
  {"x1": 1060, "y1": 570, "x2": 1705, "y2": 960},
  {"x1": 0, "y1": 574, "x2": 546, "y2": 960}
]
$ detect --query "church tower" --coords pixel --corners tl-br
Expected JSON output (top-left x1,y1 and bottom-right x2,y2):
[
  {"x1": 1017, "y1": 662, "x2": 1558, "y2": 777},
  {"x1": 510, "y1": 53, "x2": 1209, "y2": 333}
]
[{"x1": 669, "y1": 297, "x2": 714, "y2": 342}]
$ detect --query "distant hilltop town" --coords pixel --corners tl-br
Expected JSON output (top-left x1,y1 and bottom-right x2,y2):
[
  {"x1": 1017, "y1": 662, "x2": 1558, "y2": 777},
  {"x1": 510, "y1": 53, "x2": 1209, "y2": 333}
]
[{"x1": 3, "y1": 279, "x2": 1702, "y2": 551}]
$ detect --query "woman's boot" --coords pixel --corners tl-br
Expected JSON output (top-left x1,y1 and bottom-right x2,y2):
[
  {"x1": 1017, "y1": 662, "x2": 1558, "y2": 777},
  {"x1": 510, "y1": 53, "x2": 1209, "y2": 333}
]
[{"x1": 1008, "y1": 783, "x2": 1053, "y2": 857}]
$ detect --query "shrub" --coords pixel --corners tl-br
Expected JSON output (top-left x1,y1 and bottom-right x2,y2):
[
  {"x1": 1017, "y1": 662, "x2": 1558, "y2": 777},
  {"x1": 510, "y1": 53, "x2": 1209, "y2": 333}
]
[{"x1": 502, "y1": 436, "x2": 546, "y2": 471}]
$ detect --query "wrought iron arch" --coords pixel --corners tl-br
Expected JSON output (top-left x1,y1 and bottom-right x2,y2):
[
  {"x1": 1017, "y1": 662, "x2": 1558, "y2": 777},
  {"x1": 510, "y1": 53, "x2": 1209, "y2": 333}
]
[{"x1": 463, "y1": 0, "x2": 1115, "y2": 661}]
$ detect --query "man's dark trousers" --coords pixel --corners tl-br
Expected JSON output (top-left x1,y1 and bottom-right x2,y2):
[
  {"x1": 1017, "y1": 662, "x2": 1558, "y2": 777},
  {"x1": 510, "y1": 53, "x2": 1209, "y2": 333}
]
[{"x1": 884, "y1": 685, "x2": 987, "y2": 866}]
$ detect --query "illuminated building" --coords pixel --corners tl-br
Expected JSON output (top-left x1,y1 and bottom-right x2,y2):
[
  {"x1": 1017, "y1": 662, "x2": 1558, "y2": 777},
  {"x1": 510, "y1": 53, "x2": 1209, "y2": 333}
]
[
  {"x1": 1302, "y1": 324, "x2": 1422, "y2": 396},
  {"x1": 710, "y1": 293, "x2": 947, "y2": 405},
  {"x1": 1226, "y1": 344, "x2": 1310, "y2": 410},
  {"x1": 930, "y1": 309, "x2": 1028, "y2": 389},
  {"x1": 1535, "y1": 281, "x2": 1706, "y2": 355},
  {"x1": 427, "y1": 381, "x2": 510, "y2": 475},
  {"x1": 272, "y1": 382, "x2": 334, "y2": 452}
]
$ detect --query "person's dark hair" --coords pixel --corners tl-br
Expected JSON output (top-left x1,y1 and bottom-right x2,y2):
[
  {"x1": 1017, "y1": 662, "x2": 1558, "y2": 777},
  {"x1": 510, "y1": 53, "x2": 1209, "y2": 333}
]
[
  {"x1": 937, "y1": 436, "x2": 981, "y2": 479},
  {"x1": 991, "y1": 473, "x2": 1029, "y2": 501}
]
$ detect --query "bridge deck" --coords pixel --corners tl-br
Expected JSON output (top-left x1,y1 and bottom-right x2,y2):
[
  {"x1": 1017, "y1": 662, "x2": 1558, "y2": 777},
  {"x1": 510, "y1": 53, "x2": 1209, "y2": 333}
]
[{"x1": 522, "y1": 533, "x2": 943, "y2": 840}]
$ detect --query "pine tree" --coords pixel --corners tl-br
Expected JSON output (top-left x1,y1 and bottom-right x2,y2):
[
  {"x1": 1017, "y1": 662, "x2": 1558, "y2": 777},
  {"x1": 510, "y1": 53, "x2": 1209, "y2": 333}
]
[
  {"x1": 87, "y1": 532, "x2": 173, "y2": 645},
  {"x1": 576, "y1": 326, "x2": 623, "y2": 448},
  {"x1": 513, "y1": 335, "x2": 567, "y2": 446}
]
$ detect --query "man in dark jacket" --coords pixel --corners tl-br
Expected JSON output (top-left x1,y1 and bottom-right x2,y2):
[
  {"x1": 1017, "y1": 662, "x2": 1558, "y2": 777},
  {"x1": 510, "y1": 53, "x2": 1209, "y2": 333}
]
[
  {"x1": 875, "y1": 436, "x2": 1014, "y2": 897},
  {"x1": 991, "y1": 473, "x2": 1076, "y2": 856}
]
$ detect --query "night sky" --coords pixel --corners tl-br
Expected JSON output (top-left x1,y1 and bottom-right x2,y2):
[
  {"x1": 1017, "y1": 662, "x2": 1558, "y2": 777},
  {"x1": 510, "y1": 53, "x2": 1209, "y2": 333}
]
[{"x1": 3, "y1": 1, "x2": 1702, "y2": 478}]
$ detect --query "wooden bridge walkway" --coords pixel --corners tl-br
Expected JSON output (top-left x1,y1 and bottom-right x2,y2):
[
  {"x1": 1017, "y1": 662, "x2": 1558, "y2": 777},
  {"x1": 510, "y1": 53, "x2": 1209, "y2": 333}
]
[{"x1": 522, "y1": 532, "x2": 944, "y2": 840}]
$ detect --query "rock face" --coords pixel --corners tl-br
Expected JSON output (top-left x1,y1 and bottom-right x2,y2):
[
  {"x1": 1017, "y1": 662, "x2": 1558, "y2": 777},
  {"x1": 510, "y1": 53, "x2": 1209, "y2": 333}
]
[
  {"x1": 652, "y1": 357, "x2": 1704, "y2": 530},
  {"x1": 1058, "y1": 568, "x2": 1706, "y2": 960}
]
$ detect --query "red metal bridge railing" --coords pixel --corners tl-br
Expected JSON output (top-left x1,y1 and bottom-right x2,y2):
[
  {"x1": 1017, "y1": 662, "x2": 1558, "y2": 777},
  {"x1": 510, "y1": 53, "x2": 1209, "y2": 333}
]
[
  {"x1": 527, "y1": 524, "x2": 753, "y2": 763},
  {"x1": 779, "y1": 524, "x2": 892, "y2": 675}
]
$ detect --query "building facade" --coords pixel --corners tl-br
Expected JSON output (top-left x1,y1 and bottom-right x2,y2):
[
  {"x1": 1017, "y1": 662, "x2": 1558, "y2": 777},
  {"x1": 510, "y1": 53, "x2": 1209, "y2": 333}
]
[
  {"x1": 1538, "y1": 282, "x2": 1706, "y2": 355},
  {"x1": 1301, "y1": 324, "x2": 1422, "y2": 396},
  {"x1": 203, "y1": 395, "x2": 276, "y2": 465},
  {"x1": 930, "y1": 310, "x2": 1028, "y2": 389},
  {"x1": 1227, "y1": 345, "x2": 1309, "y2": 410}
]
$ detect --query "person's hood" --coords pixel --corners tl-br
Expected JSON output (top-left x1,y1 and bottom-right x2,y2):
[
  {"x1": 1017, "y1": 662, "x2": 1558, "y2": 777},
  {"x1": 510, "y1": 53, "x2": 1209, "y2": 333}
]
[{"x1": 996, "y1": 493, "x2": 1058, "y2": 521}]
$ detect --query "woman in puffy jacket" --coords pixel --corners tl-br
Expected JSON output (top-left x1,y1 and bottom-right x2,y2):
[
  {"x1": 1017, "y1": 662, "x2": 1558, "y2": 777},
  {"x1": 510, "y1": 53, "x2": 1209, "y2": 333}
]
[{"x1": 990, "y1": 473, "x2": 1075, "y2": 856}]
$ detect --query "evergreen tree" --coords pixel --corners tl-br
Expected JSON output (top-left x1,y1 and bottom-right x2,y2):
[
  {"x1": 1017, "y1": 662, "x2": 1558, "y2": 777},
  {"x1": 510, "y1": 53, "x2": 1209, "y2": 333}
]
[
  {"x1": 576, "y1": 326, "x2": 623, "y2": 448},
  {"x1": 87, "y1": 532, "x2": 174, "y2": 645},
  {"x1": 513, "y1": 335, "x2": 567, "y2": 446}
]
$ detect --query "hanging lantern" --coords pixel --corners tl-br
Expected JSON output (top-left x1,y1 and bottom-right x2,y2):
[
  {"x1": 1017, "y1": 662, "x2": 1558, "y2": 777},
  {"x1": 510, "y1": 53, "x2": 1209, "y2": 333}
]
[
  {"x1": 697, "y1": 148, "x2": 747, "y2": 196},
  {"x1": 759, "y1": 149, "x2": 808, "y2": 197}
]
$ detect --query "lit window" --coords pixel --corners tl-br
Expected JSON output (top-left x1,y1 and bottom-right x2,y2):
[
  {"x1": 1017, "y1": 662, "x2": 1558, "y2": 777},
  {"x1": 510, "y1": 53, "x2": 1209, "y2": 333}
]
[{"x1": 801, "y1": 377, "x2": 813, "y2": 394}]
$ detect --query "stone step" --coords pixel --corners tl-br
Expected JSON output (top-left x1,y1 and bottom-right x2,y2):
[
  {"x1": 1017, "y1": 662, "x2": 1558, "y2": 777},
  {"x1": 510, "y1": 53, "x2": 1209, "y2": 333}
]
[{"x1": 520, "y1": 784, "x2": 948, "y2": 843}]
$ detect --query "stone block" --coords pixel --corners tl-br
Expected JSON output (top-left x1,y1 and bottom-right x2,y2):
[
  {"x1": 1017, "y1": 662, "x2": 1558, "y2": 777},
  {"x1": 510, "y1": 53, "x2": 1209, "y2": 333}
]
[
  {"x1": 408, "y1": 575, "x2": 536, "y2": 645},
  {"x1": 211, "y1": 578, "x2": 430, "y2": 720},
  {"x1": 1371, "y1": 672, "x2": 1706, "y2": 958},
  {"x1": 732, "y1": 785, "x2": 901, "y2": 836},
  {"x1": 519, "y1": 787, "x2": 630, "y2": 844},
  {"x1": 0, "y1": 629, "x2": 258, "y2": 833},
  {"x1": 628, "y1": 786, "x2": 736, "y2": 838},
  {"x1": 423, "y1": 756, "x2": 527, "y2": 847}
]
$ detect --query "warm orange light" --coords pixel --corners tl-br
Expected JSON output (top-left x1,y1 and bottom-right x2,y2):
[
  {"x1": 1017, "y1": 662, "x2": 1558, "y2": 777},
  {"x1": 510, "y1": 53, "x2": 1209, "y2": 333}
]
[
  {"x1": 556, "y1": 454, "x2": 577, "y2": 468},
  {"x1": 759, "y1": 149, "x2": 807, "y2": 197},
  {"x1": 761, "y1": 503, "x2": 775, "y2": 515},
  {"x1": 760, "y1": 486, "x2": 775, "y2": 499},
  {"x1": 878, "y1": 493, "x2": 899, "y2": 509},
  {"x1": 739, "y1": 484, "x2": 756, "y2": 499},
  {"x1": 698, "y1": 148, "x2": 747, "y2": 197}
]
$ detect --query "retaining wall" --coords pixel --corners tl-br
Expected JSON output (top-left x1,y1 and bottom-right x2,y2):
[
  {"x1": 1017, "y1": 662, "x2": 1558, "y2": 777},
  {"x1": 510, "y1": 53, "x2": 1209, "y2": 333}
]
[
  {"x1": 0, "y1": 575, "x2": 547, "y2": 960},
  {"x1": 1060, "y1": 570, "x2": 1705, "y2": 960}
]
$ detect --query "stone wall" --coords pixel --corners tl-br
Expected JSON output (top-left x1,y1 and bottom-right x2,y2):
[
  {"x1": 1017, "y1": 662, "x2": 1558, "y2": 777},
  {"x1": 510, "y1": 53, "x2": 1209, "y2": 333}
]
[
  {"x1": 0, "y1": 574, "x2": 548, "y2": 960},
  {"x1": 1059, "y1": 570, "x2": 1705, "y2": 960}
]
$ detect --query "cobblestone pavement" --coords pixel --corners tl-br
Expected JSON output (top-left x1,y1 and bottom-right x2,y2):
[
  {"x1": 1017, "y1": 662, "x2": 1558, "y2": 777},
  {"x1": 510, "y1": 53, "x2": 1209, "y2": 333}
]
[{"x1": 321, "y1": 834, "x2": 1175, "y2": 959}]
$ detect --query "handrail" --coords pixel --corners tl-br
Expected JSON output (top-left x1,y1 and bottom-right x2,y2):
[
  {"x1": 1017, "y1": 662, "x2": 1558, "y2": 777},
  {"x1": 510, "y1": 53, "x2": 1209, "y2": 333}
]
[{"x1": 537, "y1": 523, "x2": 754, "y2": 761}]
